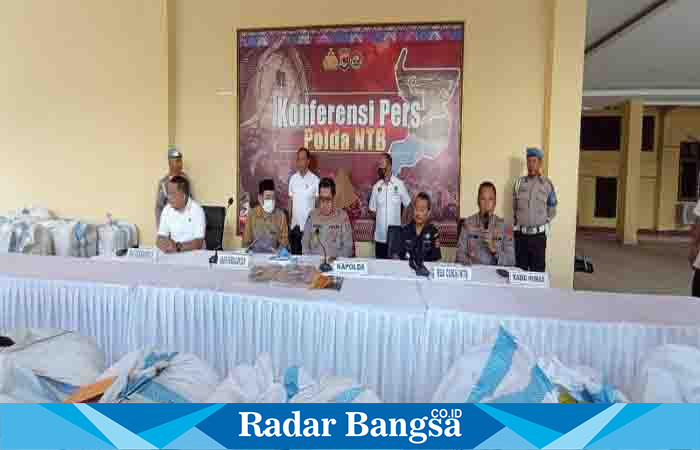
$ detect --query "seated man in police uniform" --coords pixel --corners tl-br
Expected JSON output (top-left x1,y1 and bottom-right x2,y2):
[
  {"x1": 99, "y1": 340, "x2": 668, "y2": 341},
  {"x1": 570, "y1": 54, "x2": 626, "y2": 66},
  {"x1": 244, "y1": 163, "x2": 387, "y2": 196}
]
[
  {"x1": 242, "y1": 178, "x2": 289, "y2": 253},
  {"x1": 156, "y1": 175, "x2": 206, "y2": 253},
  {"x1": 302, "y1": 177, "x2": 353, "y2": 259},
  {"x1": 399, "y1": 192, "x2": 441, "y2": 262},
  {"x1": 456, "y1": 181, "x2": 515, "y2": 266}
]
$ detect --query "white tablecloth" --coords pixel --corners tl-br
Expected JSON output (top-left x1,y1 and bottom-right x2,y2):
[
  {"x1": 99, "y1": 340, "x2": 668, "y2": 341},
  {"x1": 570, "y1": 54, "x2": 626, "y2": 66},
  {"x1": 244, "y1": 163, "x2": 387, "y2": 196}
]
[
  {"x1": 92, "y1": 250, "x2": 513, "y2": 286},
  {"x1": 2, "y1": 252, "x2": 700, "y2": 402}
]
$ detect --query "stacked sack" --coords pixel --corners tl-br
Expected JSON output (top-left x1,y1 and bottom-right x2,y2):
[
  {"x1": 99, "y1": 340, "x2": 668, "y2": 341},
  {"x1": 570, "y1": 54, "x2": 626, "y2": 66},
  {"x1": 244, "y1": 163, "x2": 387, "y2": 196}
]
[
  {"x1": 633, "y1": 344, "x2": 700, "y2": 403},
  {"x1": 538, "y1": 355, "x2": 628, "y2": 403},
  {"x1": 0, "y1": 207, "x2": 55, "y2": 255},
  {"x1": 208, "y1": 353, "x2": 382, "y2": 404},
  {"x1": 98, "y1": 348, "x2": 220, "y2": 403},
  {"x1": 432, "y1": 326, "x2": 627, "y2": 404},
  {"x1": 39, "y1": 219, "x2": 98, "y2": 258},
  {"x1": 97, "y1": 214, "x2": 139, "y2": 256},
  {"x1": 0, "y1": 218, "x2": 54, "y2": 255},
  {"x1": 207, "y1": 353, "x2": 289, "y2": 403},
  {"x1": 0, "y1": 329, "x2": 105, "y2": 402}
]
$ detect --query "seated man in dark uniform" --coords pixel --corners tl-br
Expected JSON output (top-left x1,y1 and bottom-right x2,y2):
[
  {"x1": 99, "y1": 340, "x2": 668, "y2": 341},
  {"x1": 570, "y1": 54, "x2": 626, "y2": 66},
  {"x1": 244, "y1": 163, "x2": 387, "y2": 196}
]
[{"x1": 399, "y1": 192, "x2": 441, "y2": 262}]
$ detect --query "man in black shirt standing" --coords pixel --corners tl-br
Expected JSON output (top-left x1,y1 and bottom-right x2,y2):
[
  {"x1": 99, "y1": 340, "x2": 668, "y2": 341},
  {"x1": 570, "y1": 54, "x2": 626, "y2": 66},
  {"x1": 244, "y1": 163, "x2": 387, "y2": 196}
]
[{"x1": 399, "y1": 192, "x2": 442, "y2": 262}]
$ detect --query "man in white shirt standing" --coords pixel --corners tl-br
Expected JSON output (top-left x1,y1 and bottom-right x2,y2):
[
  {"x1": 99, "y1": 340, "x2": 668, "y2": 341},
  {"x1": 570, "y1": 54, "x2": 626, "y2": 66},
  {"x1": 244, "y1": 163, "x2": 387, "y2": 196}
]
[
  {"x1": 288, "y1": 147, "x2": 319, "y2": 254},
  {"x1": 157, "y1": 175, "x2": 206, "y2": 253},
  {"x1": 369, "y1": 153, "x2": 411, "y2": 259}
]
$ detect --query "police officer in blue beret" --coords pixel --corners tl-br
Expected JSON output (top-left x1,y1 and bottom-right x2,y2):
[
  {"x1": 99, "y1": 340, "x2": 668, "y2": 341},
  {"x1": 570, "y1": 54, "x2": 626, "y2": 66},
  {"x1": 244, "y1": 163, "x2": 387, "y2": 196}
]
[
  {"x1": 512, "y1": 147, "x2": 557, "y2": 272},
  {"x1": 155, "y1": 146, "x2": 192, "y2": 229}
]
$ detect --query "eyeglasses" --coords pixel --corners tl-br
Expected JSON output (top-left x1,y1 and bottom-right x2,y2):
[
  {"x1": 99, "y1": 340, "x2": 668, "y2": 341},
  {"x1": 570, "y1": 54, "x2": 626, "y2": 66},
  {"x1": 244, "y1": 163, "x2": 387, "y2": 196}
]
[{"x1": 319, "y1": 196, "x2": 333, "y2": 203}]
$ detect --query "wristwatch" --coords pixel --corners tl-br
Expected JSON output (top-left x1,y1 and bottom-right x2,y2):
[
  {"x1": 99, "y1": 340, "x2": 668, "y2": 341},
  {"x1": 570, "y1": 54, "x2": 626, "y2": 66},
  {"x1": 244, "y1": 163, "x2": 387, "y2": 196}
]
[{"x1": 176, "y1": 242, "x2": 182, "y2": 253}]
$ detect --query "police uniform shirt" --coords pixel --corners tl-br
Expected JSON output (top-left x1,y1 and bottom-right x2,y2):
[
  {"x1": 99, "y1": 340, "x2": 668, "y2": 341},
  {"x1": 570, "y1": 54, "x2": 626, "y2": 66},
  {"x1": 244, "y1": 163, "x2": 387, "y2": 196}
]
[
  {"x1": 155, "y1": 173, "x2": 192, "y2": 227},
  {"x1": 302, "y1": 207, "x2": 353, "y2": 259},
  {"x1": 369, "y1": 175, "x2": 411, "y2": 243},
  {"x1": 400, "y1": 221, "x2": 441, "y2": 262},
  {"x1": 513, "y1": 175, "x2": 557, "y2": 228},
  {"x1": 157, "y1": 198, "x2": 206, "y2": 244},
  {"x1": 288, "y1": 171, "x2": 320, "y2": 229},
  {"x1": 456, "y1": 213, "x2": 515, "y2": 266}
]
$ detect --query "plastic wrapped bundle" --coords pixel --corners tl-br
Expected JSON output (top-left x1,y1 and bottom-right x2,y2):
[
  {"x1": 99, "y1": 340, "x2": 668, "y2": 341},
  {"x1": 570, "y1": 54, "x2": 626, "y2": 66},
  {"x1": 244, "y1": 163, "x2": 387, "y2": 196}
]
[
  {"x1": 633, "y1": 344, "x2": 700, "y2": 403},
  {"x1": 0, "y1": 329, "x2": 105, "y2": 402},
  {"x1": 97, "y1": 220, "x2": 139, "y2": 255},
  {"x1": 112, "y1": 220, "x2": 139, "y2": 248},
  {"x1": 431, "y1": 326, "x2": 558, "y2": 404},
  {"x1": 99, "y1": 348, "x2": 220, "y2": 403},
  {"x1": 0, "y1": 218, "x2": 12, "y2": 253},
  {"x1": 40, "y1": 219, "x2": 98, "y2": 257},
  {"x1": 6, "y1": 206, "x2": 55, "y2": 220},
  {"x1": 289, "y1": 374, "x2": 382, "y2": 403},
  {"x1": 207, "y1": 354, "x2": 295, "y2": 403},
  {"x1": 0, "y1": 219, "x2": 54, "y2": 255},
  {"x1": 538, "y1": 356, "x2": 628, "y2": 403}
]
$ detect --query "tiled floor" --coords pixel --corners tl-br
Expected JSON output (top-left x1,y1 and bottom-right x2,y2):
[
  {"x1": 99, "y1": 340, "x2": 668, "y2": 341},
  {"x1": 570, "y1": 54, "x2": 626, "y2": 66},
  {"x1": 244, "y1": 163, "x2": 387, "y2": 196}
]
[{"x1": 574, "y1": 231, "x2": 693, "y2": 296}]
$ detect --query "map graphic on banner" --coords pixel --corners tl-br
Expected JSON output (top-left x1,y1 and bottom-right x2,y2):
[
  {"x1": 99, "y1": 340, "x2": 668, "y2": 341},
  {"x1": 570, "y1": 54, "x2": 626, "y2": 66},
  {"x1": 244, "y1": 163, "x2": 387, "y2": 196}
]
[{"x1": 237, "y1": 23, "x2": 464, "y2": 240}]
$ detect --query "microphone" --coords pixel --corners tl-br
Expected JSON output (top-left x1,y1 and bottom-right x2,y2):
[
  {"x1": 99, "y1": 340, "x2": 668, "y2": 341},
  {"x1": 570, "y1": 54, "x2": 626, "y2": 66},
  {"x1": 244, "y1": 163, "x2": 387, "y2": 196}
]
[
  {"x1": 0, "y1": 336, "x2": 15, "y2": 347},
  {"x1": 406, "y1": 235, "x2": 429, "y2": 277},
  {"x1": 210, "y1": 197, "x2": 235, "y2": 265},
  {"x1": 243, "y1": 238, "x2": 259, "y2": 254},
  {"x1": 314, "y1": 227, "x2": 332, "y2": 272}
]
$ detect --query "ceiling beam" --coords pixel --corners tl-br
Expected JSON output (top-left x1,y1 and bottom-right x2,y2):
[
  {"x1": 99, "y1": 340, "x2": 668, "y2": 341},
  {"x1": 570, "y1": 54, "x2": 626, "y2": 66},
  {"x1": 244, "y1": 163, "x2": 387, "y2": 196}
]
[
  {"x1": 584, "y1": 89, "x2": 700, "y2": 97},
  {"x1": 585, "y1": 0, "x2": 677, "y2": 56}
]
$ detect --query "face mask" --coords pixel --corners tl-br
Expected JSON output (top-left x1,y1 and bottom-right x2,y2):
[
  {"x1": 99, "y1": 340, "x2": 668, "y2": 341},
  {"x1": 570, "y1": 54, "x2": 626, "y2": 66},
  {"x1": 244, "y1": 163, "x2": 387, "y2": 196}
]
[{"x1": 262, "y1": 199, "x2": 275, "y2": 213}]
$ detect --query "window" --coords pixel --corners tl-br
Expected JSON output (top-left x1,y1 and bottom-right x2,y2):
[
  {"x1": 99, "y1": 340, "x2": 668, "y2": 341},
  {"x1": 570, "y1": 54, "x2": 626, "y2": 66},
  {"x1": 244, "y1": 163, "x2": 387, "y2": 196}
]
[
  {"x1": 642, "y1": 116, "x2": 655, "y2": 151},
  {"x1": 594, "y1": 177, "x2": 617, "y2": 218},
  {"x1": 580, "y1": 115, "x2": 655, "y2": 151},
  {"x1": 679, "y1": 142, "x2": 700, "y2": 201},
  {"x1": 581, "y1": 117, "x2": 621, "y2": 151}
]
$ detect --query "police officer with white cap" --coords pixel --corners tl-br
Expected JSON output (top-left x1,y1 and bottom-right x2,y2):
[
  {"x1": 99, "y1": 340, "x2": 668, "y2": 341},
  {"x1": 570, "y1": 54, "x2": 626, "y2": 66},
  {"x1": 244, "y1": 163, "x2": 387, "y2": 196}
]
[
  {"x1": 512, "y1": 147, "x2": 557, "y2": 272},
  {"x1": 155, "y1": 146, "x2": 192, "y2": 229}
]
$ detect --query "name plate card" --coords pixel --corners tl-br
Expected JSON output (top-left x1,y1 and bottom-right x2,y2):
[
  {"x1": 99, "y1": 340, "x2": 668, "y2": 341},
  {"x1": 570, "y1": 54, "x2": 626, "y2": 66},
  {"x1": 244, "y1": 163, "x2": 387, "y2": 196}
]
[
  {"x1": 126, "y1": 247, "x2": 158, "y2": 262},
  {"x1": 432, "y1": 265, "x2": 472, "y2": 282},
  {"x1": 509, "y1": 270, "x2": 549, "y2": 288},
  {"x1": 332, "y1": 261, "x2": 369, "y2": 275},
  {"x1": 217, "y1": 253, "x2": 250, "y2": 269}
]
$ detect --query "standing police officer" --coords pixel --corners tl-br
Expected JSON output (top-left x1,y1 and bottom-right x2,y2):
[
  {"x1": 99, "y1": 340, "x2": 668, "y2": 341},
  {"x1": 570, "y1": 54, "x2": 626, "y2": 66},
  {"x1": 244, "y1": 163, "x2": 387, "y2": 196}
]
[
  {"x1": 155, "y1": 146, "x2": 192, "y2": 229},
  {"x1": 512, "y1": 147, "x2": 557, "y2": 272}
]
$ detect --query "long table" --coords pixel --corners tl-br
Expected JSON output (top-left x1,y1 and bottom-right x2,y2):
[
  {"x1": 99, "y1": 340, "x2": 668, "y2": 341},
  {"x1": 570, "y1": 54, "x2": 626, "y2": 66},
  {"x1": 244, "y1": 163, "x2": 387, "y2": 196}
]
[{"x1": 1, "y1": 252, "x2": 699, "y2": 402}]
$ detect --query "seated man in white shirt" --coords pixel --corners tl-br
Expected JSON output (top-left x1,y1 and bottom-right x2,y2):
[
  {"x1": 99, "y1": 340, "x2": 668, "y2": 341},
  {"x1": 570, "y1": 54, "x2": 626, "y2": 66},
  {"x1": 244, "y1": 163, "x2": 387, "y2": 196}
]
[{"x1": 156, "y1": 175, "x2": 206, "y2": 253}]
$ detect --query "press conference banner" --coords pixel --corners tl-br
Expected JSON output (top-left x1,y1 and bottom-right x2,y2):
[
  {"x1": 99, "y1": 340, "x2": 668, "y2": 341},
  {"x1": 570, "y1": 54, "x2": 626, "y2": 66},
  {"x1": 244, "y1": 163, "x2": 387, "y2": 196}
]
[
  {"x1": 237, "y1": 23, "x2": 464, "y2": 237},
  {"x1": 2, "y1": 403, "x2": 699, "y2": 449}
]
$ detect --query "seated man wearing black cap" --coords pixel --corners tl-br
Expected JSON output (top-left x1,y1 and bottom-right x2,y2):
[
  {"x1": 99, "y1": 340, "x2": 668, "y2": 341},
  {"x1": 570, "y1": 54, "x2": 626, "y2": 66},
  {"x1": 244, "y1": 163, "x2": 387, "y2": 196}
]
[
  {"x1": 399, "y1": 192, "x2": 441, "y2": 262},
  {"x1": 242, "y1": 179, "x2": 289, "y2": 253}
]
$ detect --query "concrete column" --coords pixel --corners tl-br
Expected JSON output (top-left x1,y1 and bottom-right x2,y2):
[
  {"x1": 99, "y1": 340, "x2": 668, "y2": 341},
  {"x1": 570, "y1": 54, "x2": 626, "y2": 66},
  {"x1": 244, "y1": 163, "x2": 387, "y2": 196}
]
[
  {"x1": 654, "y1": 108, "x2": 671, "y2": 230},
  {"x1": 542, "y1": 0, "x2": 587, "y2": 289},
  {"x1": 616, "y1": 99, "x2": 644, "y2": 244}
]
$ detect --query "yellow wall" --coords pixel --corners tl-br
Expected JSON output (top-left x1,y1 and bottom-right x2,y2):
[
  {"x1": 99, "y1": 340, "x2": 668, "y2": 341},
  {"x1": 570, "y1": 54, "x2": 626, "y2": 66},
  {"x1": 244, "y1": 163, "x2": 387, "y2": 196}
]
[
  {"x1": 578, "y1": 107, "x2": 700, "y2": 231},
  {"x1": 0, "y1": 1, "x2": 167, "y2": 236},
  {"x1": 0, "y1": 0, "x2": 585, "y2": 288}
]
